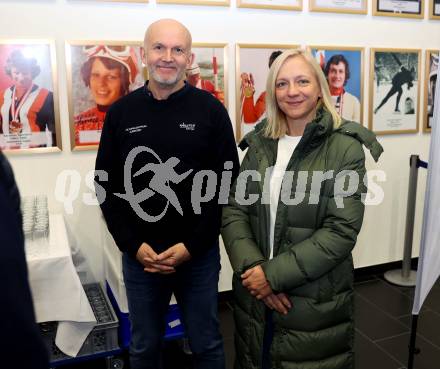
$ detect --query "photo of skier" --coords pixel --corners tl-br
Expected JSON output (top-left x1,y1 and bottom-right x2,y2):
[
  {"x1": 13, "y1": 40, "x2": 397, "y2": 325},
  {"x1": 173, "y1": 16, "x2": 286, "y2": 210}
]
[
  {"x1": 187, "y1": 45, "x2": 226, "y2": 107},
  {"x1": 68, "y1": 42, "x2": 144, "y2": 149}
]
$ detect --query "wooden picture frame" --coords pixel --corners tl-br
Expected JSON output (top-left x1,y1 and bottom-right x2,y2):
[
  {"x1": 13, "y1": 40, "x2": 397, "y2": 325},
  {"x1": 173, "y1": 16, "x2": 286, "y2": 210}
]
[
  {"x1": 237, "y1": 0, "x2": 302, "y2": 10},
  {"x1": 429, "y1": 0, "x2": 440, "y2": 19},
  {"x1": 90, "y1": 0, "x2": 148, "y2": 2},
  {"x1": 157, "y1": 0, "x2": 230, "y2": 6},
  {"x1": 0, "y1": 40, "x2": 62, "y2": 154},
  {"x1": 373, "y1": 0, "x2": 424, "y2": 18},
  {"x1": 189, "y1": 43, "x2": 228, "y2": 110},
  {"x1": 369, "y1": 48, "x2": 421, "y2": 135},
  {"x1": 66, "y1": 41, "x2": 144, "y2": 151},
  {"x1": 235, "y1": 43, "x2": 297, "y2": 142},
  {"x1": 423, "y1": 50, "x2": 439, "y2": 133},
  {"x1": 309, "y1": 46, "x2": 365, "y2": 124},
  {"x1": 309, "y1": 0, "x2": 367, "y2": 14}
]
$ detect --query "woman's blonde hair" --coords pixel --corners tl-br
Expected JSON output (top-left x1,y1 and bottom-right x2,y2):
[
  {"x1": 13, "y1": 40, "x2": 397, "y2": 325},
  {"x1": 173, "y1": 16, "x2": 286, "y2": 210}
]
[{"x1": 263, "y1": 48, "x2": 342, "y2": 139}]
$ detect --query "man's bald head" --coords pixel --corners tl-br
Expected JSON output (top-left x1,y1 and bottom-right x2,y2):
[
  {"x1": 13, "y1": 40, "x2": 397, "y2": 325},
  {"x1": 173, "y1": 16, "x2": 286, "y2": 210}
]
[
  {"x1": 142, "y1": 18, "x2": 194, "y2": 95},
  {"x1": 144, "y1": 19, "x2": 192, "y2": 53}
]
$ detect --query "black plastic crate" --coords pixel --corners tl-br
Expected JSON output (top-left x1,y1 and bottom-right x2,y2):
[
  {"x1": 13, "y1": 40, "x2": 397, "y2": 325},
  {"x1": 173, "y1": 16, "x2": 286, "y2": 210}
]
[{"x1": 40, "y1": 283, "x2": 119, "y2": 362}]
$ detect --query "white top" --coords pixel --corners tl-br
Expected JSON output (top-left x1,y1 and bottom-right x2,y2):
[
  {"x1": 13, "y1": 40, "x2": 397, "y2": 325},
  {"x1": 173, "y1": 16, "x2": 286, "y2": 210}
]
[
  {"x1": 269, "y1": 134, "x2": 301, "y2": 259},
  {"x1": 331, "y1": 91, "x2": 361, "y2": 123}
]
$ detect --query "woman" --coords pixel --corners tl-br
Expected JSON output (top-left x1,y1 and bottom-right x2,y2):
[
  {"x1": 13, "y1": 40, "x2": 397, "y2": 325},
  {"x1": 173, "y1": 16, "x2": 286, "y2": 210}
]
[
  {"x1": 0, "y1": 49, "x2": 55, "y2": 149},
  {"x1": 74, "y1": 45, "x2": 138, "y2": 146},
  {"x1": 222, "y1": 49, "x2": 383, "y2": 369}
]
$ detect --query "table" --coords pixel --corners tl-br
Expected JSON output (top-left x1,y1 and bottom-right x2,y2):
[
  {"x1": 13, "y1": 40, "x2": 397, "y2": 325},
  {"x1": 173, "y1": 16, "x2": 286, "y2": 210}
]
[{"x1": 26, "y1": 214, "x2": 96, "y2": 357}]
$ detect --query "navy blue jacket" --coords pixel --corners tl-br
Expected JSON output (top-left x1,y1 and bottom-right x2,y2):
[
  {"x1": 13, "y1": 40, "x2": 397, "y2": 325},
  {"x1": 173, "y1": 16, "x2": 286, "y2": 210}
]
[{"x1": 0, "y1": 151, "x2": 49, "y2": 368}]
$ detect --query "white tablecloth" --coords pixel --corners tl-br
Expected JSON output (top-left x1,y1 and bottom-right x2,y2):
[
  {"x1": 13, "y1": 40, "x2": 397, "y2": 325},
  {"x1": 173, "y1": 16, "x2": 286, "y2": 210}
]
[{"x1": 26, "y1": 214, "x2": 96, "y2": 357}]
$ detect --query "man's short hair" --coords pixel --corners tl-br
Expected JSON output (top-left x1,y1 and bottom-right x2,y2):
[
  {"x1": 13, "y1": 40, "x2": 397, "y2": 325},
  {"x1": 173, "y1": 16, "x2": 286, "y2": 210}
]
[
  {"x1": 5, "y1": 50, "x2": 40, "y2": 79},
  {"x1": 324, "y1": 54, "x2": 350, "y2": 85}
]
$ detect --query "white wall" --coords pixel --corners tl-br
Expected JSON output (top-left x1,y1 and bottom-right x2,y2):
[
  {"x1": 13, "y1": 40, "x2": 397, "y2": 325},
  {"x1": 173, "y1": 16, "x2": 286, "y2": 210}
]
[{"x1": 1, "y1": 0, "x2": 439, "y2": 282}]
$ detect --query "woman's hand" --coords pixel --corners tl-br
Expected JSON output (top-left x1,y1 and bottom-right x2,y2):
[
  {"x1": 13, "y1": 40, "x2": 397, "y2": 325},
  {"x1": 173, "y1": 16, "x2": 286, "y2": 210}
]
[
  {"x1": 263, "y1": 293, "x2": 292, "y2": 315},
  {"x1": 241, "y1": 265, "x2": 272, "y2": 299}
]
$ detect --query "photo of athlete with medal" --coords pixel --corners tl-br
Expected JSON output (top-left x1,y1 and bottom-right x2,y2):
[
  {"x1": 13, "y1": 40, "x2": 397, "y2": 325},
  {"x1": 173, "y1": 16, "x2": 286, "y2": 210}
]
[
  {"x1": 236, "y1": 44, "x2": 295, "y2": 141},
  {"x1": 9, "y1": 83, "x2": 32, "y2": 134},
  {"x1": 0, "y1": 44, "x2": 59, "y2": 152}
]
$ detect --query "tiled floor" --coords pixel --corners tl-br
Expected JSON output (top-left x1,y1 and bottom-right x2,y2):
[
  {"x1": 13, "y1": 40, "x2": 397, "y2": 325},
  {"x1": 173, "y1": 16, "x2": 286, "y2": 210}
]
[
  {"x1": 354, "y1": 276, "x2": 440, "y2": 369},
  {"x1": 59, "y1": 274, "x2": 440, "y2": 369}
]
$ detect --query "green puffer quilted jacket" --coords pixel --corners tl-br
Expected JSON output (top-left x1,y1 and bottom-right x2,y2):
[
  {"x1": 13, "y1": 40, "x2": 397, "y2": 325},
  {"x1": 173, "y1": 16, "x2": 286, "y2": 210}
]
[{"x1": 221, "y1": 109, "x2": 383, "y2": 369}]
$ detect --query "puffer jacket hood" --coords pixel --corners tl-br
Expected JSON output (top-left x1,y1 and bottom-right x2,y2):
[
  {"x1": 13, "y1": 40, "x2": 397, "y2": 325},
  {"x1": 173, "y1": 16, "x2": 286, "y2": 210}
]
[
  {"x1": 336, "y1": 121, "x2": 383, "y2": 162},
  {"x1": 239, "y1": 108, "x2": 383, "y2": 163}
]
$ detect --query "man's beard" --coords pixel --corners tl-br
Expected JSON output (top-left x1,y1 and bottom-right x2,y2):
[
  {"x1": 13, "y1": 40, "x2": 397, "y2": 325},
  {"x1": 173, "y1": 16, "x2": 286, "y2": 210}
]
[{"x1": 148, "y1": 65, "x2": 185, "y2": 88}]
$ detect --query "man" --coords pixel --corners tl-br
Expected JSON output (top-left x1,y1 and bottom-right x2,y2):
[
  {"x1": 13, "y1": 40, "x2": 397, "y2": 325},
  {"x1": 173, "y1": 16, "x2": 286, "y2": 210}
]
[
  {"x1": 95, "y1": 19, "x2": 239, "y2": 369},
  {"x1": 324, "y1": 54, "x2": 361, "y2": 122},
  {"x1": 0, "y1": 150, "x2": 49, "y2": 369},
  {"x1": 404, "y1": 97, "x2": 415, "y2": 114}
]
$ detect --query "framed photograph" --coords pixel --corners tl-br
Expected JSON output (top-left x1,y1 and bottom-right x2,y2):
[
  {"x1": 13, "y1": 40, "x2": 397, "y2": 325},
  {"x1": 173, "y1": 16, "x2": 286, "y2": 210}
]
[
  {"x1": 370, "y1": 48, "x2": 421, "y2": 135},
  {"x1": 188, "y1": 43, "x2": 228, "y2": 109},
  {"x1": 66, "y1": 41, "x2": 144, "y2": 150},
  {"x1": 90, "y1": 0, "x2": 148, "y2": 2},
  {"x1": 310, "y1": 46, "x2": 364, "y2": 124},
  {"x1": 373, "y1": 0, "x2": 423, "y2": 18},
  {"x1": 0, "y1": 41, "x2": 61, "y2": 154},
  {"x1": 309, "y1": 0, "x2": 367, "y2": 14},
  {"x1": 237, "y1": 0, "x2": 302, "y2": 10},
  {"x1": 429, "y1": 0, "x2": 440, "y2": 19},
  {"x1": 423, "y1": 50, "x2": 439, "y2": 132},
  {"x1": 236, "y1": 44, "x2": 297, "y2": 141},
  {"x1": 157, "y1": 0, "x2": 229, "y2": 6}
]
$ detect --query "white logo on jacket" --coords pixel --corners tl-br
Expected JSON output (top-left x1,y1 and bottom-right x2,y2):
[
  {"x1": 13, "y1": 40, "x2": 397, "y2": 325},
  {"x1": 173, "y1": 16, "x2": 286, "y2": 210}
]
[
  {"x1": 179, "y1": 122, "x2": 196, "y2": 131},
  {"x1": 125, "y1": 125, "x2": 148, "y2": 134}
]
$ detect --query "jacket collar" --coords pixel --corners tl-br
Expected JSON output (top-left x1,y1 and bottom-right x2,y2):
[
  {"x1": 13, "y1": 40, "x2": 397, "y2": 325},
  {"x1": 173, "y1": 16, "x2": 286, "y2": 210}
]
[
  {"x1": 295, "y1": 108, "x2": 333, "y2": 157},
  {"x1": 239, "y1": 107, "x2": 333, "y2": 156},
  {"x1": 239, "y1": 108, "x2": 383, "y2": 163},
  {"x1": 143, "y1": 80, "x2": 190, "y2": 102}
]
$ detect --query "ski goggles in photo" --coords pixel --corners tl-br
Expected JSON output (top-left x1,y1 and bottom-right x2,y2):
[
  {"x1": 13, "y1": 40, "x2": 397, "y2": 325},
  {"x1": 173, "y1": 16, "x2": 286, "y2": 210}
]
[{"x1": 83, "y1": 45, "x2": 139, "y2": 83}]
